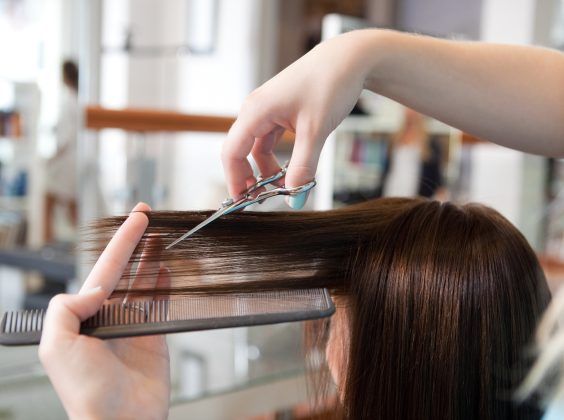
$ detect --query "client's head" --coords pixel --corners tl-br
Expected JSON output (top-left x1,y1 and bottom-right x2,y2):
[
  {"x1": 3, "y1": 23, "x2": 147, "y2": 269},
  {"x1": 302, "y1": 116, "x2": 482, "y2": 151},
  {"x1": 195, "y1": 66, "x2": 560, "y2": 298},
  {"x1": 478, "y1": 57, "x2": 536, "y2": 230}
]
[
  {"x1": 324, "y1": 199, "x2": 549, "y2": 419},
  {"x1": 89, "y1": 197, "x2": 550, "y2": 419}
]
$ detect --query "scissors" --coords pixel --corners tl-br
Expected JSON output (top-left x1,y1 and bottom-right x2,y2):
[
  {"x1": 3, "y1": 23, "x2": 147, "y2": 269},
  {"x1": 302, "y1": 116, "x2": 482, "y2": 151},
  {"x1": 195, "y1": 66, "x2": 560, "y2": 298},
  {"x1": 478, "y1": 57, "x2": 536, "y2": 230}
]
[{"x1": 165, "y1": 163, "x2": 316, "y2": 249}]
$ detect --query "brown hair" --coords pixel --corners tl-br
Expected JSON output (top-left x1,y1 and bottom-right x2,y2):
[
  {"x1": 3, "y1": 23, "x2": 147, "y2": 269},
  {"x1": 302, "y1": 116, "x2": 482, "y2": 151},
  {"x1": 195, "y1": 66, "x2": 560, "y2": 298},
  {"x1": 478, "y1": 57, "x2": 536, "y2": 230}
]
[
  {"x1": 62, "y1": 60, "x2": 79, "y2": 92},
  {"x1": 88, "y1": 197, "x2": 550, "y2": 419}
]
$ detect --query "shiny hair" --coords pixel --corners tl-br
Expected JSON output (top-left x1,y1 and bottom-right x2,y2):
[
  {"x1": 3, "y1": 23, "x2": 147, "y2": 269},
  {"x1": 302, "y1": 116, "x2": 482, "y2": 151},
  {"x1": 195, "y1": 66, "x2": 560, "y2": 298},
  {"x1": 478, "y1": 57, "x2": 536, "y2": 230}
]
[{"x1": 88, "y1": 197, "x2": 550, "y2": 419}]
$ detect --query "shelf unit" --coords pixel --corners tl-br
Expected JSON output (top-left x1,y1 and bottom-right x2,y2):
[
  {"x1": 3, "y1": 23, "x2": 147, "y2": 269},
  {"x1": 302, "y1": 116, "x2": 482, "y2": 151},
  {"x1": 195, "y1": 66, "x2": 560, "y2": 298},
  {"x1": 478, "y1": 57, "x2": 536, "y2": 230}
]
[{"x1": 314, "y1": 114, "x2": 457, "y2": 210}]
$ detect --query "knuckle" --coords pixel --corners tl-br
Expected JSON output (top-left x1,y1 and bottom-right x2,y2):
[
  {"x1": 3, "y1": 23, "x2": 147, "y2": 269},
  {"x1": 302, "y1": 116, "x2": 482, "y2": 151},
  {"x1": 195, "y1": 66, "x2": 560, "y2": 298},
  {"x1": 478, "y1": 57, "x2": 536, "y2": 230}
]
[
  {"x1": 224, "y1": 119, "x2": 243, "y2": 147},
  {"x1": 297, "y1": 118, "x2": 322, "y2": 141},
  {"x1": 220, "y1": 144, "x2": 234, "y2": 165},
  {"x1": 246, "y1": 87, "x2": 263, "y2": 103},
  {"x1": 240, "y1": 91, "x2": 264, "y2": 118},
  {"x1": 48, "y1": 293, "x2": 69, "y2": 310}
]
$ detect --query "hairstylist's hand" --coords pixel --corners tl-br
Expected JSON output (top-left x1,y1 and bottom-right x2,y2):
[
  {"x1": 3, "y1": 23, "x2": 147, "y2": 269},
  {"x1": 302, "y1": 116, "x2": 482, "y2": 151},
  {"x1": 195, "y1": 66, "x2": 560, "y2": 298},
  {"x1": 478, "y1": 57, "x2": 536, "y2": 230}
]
[
  {"x1": 222, "y1": 31, "x2": 372, "y2": 208},
  {"x1": 38, "y1": 203, "x2": 171, "y2": 420}
]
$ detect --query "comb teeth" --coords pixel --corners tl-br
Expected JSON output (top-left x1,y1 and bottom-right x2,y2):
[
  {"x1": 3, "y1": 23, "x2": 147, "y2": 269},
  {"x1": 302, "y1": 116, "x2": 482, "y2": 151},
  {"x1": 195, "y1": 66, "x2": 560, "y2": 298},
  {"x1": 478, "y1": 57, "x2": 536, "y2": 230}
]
[
  {"x1": 81, "y1": 300, "x2": 169, "y2": 328},
  {"x1": 1, "y1": 309, "x2": 46, "y2": 334}
]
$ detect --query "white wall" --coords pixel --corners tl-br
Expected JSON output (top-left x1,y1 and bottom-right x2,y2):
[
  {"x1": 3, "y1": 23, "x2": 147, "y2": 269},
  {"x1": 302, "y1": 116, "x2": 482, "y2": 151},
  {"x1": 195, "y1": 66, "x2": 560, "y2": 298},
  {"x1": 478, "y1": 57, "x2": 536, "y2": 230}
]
[
  {"x1": 480, "y1": 0, "x2": 560, "y2": 45},
  {"x1": 169, "y1": 0, "x2": 278, "y2": 210},
  {"x1": 471, "y1": 0, "x2": 560, "y2": 249}
]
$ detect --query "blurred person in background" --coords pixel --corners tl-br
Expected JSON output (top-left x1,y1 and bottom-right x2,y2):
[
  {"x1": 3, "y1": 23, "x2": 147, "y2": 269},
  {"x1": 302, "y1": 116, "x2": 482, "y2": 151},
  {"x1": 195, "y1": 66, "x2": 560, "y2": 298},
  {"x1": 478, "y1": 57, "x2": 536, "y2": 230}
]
[
  {"x1": 383, "y1": 107, "x2": 446, "y2": 199},
  {"x1": 44, "y1": 60, "x2": 79, "y2": 243}
]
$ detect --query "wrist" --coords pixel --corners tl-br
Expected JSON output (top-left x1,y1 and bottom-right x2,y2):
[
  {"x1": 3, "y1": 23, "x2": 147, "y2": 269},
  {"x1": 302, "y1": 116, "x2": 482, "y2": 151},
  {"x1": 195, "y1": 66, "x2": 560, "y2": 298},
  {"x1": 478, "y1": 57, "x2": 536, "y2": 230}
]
[{"x1": 351, "y1": 29, "x2": 401, "y2": 93}]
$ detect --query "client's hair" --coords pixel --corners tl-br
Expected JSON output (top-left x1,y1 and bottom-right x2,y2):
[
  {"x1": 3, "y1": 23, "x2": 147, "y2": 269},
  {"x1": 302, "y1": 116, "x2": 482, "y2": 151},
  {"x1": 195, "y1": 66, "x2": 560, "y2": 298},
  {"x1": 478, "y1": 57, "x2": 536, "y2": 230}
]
[{"x1": 88, "y1": 197, "x2": 550, "y2": 419}]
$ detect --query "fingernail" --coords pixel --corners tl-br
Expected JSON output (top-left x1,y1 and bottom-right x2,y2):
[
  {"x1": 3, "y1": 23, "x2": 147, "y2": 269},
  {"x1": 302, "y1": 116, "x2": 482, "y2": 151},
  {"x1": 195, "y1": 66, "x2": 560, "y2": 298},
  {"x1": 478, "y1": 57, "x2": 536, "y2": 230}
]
[
  {"x1": 130, "y1": 202, "x2": 151, "y2": 214},
  {"x1": 79, "y1": 286, "x2": 103, "y2": 296},
  {"x1": 286, "y1": 190, "x2": 310, "y2": 210},
  {"x1": 130, "y1": 203, "x2": 143, "y2": 215}
]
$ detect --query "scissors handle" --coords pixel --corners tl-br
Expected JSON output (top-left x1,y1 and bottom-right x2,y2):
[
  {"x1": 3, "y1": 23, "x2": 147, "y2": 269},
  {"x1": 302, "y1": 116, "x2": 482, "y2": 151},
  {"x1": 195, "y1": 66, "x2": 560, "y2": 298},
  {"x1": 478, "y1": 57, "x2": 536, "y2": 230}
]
[
  {"x1": 246, "y1": 163, "x2": 288, "y2": 195},
  {"x1": 226, "y1": 180, "x2": 316, "y2": 214},
  {"x1": 217, "y1": 173, "x2": 286, "y2": 211}
]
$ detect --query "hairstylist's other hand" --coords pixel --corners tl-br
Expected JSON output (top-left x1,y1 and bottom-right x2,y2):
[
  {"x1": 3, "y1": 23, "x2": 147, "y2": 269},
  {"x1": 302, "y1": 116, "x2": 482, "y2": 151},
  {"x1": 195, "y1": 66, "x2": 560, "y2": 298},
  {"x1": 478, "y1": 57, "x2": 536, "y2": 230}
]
[
  {"x1": 38, "y1": 203, "x2": 171, "y2": 420},
  {"x1": 222, "y1": 31, "x2": 371, "y2": 208}
]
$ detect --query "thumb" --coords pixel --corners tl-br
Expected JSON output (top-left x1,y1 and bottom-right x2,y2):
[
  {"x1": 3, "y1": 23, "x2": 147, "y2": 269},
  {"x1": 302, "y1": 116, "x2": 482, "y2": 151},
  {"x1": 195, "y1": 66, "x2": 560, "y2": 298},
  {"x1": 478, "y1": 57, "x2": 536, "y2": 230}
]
[
  {"x1": 285, "y1": 122, "x2": 324, "y2": 209},
  {"x1": 41, "y1": 287, "x2": 107, "y2": 345}
]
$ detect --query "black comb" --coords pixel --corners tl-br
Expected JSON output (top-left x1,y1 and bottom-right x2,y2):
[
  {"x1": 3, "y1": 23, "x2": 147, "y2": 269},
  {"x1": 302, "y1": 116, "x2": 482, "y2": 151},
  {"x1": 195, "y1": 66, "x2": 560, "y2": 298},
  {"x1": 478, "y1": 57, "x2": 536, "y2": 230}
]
[{"x1": 0, "y1": 288, "x2": 335, "y2": 346}]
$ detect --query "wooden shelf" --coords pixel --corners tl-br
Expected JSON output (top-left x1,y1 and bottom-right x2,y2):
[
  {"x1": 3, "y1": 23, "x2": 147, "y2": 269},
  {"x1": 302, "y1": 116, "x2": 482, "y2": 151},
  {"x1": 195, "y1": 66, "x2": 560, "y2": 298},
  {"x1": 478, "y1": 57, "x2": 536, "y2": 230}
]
[
  {"x1": 85, "y1": 106, "x2": 236, "y2": 133},
  {"x1": 84, "y1": 105, "x2": 296, "y2": 142},
  {"x1": 461, "y1": 132, "x2": 488, "y2": 145}
]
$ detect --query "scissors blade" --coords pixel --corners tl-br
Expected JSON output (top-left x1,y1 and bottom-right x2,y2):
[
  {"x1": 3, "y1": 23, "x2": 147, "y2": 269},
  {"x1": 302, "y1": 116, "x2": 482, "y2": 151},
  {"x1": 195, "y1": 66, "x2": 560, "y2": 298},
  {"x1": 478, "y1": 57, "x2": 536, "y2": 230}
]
[{"x1": 165, "y1": 207, "x2": 228, "y2": 250}]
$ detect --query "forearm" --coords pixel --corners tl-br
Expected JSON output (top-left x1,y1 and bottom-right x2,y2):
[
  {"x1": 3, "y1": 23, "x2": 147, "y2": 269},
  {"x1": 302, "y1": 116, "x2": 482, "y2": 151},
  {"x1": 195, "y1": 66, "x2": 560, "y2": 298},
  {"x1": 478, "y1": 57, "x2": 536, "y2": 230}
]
[{"x1": 357, "y1": 30, "x2": 564, "y2": 156}]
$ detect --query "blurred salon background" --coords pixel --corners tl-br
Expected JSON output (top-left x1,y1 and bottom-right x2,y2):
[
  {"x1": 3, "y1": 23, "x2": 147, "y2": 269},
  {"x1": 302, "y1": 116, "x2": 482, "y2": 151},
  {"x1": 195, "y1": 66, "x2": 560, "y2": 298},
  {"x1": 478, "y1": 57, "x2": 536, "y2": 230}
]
[{"x1": 0, "y1": 0, "x2": 562, "y2": 418}]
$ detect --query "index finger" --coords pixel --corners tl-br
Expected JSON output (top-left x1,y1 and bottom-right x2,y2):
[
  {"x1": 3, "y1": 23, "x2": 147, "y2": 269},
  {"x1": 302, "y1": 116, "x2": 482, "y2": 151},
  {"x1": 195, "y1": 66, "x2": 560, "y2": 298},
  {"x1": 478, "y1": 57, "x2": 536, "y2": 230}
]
[
  {"x1": 79, "y1": 202, "x2": 151, "y2": 297},
  {"x1": 222, "y1": 117, "x2": 278, "y2": 198}
]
